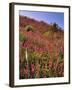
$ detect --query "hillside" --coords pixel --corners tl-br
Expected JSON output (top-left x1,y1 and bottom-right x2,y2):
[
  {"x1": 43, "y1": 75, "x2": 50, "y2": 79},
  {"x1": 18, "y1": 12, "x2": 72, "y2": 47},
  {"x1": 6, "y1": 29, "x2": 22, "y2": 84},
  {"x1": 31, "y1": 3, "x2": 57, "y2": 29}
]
[{"x1": 19, "y1": 16, "x2": 64, "y2": 79}]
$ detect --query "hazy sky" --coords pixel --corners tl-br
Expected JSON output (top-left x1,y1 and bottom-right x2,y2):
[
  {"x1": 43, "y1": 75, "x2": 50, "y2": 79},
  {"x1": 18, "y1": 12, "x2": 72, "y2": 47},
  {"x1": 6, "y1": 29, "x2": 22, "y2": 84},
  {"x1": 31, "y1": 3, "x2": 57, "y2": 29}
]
[{"x1": 19, "y1": 10, "x2": 64, "y2": 29}]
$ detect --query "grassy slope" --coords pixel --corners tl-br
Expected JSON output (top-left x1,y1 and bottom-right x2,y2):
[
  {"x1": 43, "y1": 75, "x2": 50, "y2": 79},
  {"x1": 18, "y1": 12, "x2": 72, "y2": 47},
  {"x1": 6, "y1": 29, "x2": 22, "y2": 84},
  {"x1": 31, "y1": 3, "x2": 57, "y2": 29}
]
[{"x1": 19, "y1": 16, "x2": 64, "y2": 79}]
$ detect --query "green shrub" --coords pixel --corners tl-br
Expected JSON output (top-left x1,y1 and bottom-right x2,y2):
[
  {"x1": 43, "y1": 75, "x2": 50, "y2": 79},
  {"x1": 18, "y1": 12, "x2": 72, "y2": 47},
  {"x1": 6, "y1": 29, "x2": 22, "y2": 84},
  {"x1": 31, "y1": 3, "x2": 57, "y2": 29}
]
[
  {"x1": 28, "y1": 52, "x2": 41, "y2": 63},
  {"x1": 43, "y1": 30, "x2": 53, "y2": 38},
  {"x1": 59, "y1": 51, "x2": 64, "y2": 61},
  {"x1": 19, "y1": 32, "x2": 28, "y2": 42},
  {"x1": 47, "y1": 23, "x2": 59, "y2": 32},
  {"x1": 25, "y1": 25, "x2": 35, "y2": 32},
  {"x1": 41, "y1": 52, "x2": 50, "y2": 63},
  {"x1": 43, "y1": 31, "x2": 51, "y2": 37}
]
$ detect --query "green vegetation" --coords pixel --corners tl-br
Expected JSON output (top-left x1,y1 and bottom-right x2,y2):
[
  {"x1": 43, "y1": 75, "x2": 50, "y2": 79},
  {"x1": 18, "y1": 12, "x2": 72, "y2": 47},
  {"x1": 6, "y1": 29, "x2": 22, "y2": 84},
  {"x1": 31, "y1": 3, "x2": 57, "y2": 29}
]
[
  {"x1": 47, "y1": 23, "x2": 59, "y2": 31},
  {"x1": 43, "y1": 31, "x2": 52, "y2": 38},
  {"x1": 19, "y1": 32, "x2": 28, "y2": 42},
  {"x1": 28, "y1": 51, "x2": 41, "y2": 63},
  {"x1": 59, "y1": 51, "x2": 64, "y2": 61},
  {"x1": 25, "y1": 25, "x2": 35, "y2": 32}
]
